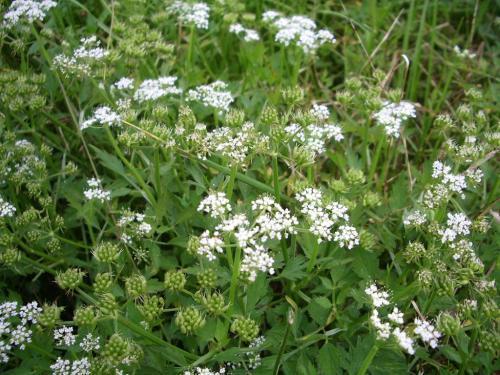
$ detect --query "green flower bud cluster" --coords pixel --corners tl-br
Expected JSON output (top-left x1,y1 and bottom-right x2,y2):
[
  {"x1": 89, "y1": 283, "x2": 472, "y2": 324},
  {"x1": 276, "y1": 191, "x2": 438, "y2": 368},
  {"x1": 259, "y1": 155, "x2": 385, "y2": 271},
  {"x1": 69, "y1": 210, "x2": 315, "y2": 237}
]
[
  {"x1": 359, "y1": 230, "x2": 377, "y2": 251},
  {"x1": 175, "y1": 307, "x2": 205, "y2": 335},
  {"x1": 55, "y1": 268, "x2": 85, "y2": 290},
  {"x1": 225, "y1": 109, "x2": 246, "y2": 128},
  {"x1": 281, "y1": 86, "x2": 304, "y2": 107},
  {"x1": 74, "y1": 306, "x2": 97, "y2": 326},
  {"x1": 177, "y1": 105, "x2": 197, "y2": 129},
  {"x1": 102, "y1": 334, "x2": 131, "y2": 366},
  {"x1": 98, "y1": 293, "x2": 119, "y2": 317},
  {"x1": 197, "y1": 269, "x2": 217, "y2": 289},
  {"x1": 0, "y1": 247, "x2": 21, "y2": 266},
  {"x1": 93, "y1": 242, "x2": 122, "y2": 263},
  {"x1": 186, "y1": 236, "x2": 201, "y2": 256},
  {"x1": 164, "y1": 270, "x2": 186, "y2": 292},
  {"x1": 137, "y1": 295, "x2": 164, "y2": 323},
  {"x1": 403, "y1": 242, "x2": 427, "y2": 264},
  {"x1": 261, "y1": 105, "x2": 279, "y2": 127},
  {"x1": 125, "y1": 274, "x2": 147, "y2": 298},
  {"x1": 479, "y1": 331, "x2": 499, "y2": 354},
  {"x1": 0, "y1": 70, "x2": 47, "y2": 112},
  {"x1": 231, "y1": 316, "x2": 259, "y2": 342},
  {"x1": 38, "y1": 304, "x2": 63, "y2": 328},
  {"x1": 362, "y1": 191, "x2": 381, "y2": 208},
  {"x1": 437, "y1": 312, "x2": 461, "y2": 336},
  {"x1": 94, "y1": 273, "x2": 114, "y2": 294},
  {"x1": 196, "y1": 291, "x2": 227, "y2": 315},
  {"x1": 345, "y1": 169, "x2": 366, "y2": 186}
]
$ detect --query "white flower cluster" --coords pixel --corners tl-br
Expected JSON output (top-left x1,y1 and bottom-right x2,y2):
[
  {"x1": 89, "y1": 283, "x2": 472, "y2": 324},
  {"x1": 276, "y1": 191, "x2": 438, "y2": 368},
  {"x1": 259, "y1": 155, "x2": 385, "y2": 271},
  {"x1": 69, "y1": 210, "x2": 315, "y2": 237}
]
[
  {"x1": 403, "y1": 210, "x2": 427, "y2": 227},
  {"x1": 0, "y1": 301, "x2": 41, "y2": 363},
  {"x1": 285, "y1": 104, "x2": 343, "y2": 156},
  {"x1": 373, "y1": 101, "x2": 416, "y2": 138},
  {"x1": 296, "y1": 188, "x2": 357, "y2": 247},
  {"x1": 204, "y1": 122, "x2": 264, "y2": 164},
  {"x1": 450, "y1": 240, "x2": 481, "y2": 266},
  {"x1": 50, "y1": 357, "x2": 91, "y2": 375},
  {"x1": 168, "y1": 1, "x2": 210, "y2": 30},
  {"x1": 438, "y1": 212, "x2": 471, "y2": 243},
  {"x1": 229, "y1": 23, "x2": 260, "y2": 42},
  {"x1": 83, "y1": 177, "x2": 111, "y2": 202},
  {"x1": 53, "y1": 36, "x2": 109, "y2": 76},
  {"x1": 365, "y1": 283, "x2": 390, "y2": 308},
  {"x1": 117, "y1": 211, "x2": 153, "y2": 244},
  {"x1": 0, "y1": 196, "x2": 16, "y2": 218},
  {"x1": 112, "y1": 77, "x2": 134, "y2": 90},
  {"x1": 365, "y1": 284, "x2": 442, "y2": 355},
  {"x1": 53, "y1": 326, "x2": 76, "y2": 347},
  {"x1": 79, "y1": 333, "x2": 100, "y2": 352},
  {"x1": 81, "y1": 106, "x2": 121, "y2": 130},
  {"x1": 2, "y1": 0, "x2": 56, "y2": 28},
  {"x1": 183, "y1": 366, "x2": 226, "y2": 375},
  {"x1": 414, "y1": 318, "x2": 441, "y2": 348},
  {"x1": 453, "y1": 45, "x2": 476, "y2": 59},
  {"x1": 263, "y1": 11, "x2": 336, "y2": 53},
  {"x1": 197, "y1": 192, "x2": 232, "y2": 218},
  {"x1": 310, "y1": 104, "x2": 330, "y2": 121},
  {"x1": 431, "y1": 161, "x2": 467, "y2": 197},
  {"x1": 187, "y1": 81, "x2": 233, "y2": 112},
  {"x1": 133, "y1": 76, "x2": 182, "y2": 102},
  {"x1": 197, "y1": 193, "x2": 297, "y2": 281},
  {"x1": 198, "y1": 230, "x2": 224, "y2": 261}
]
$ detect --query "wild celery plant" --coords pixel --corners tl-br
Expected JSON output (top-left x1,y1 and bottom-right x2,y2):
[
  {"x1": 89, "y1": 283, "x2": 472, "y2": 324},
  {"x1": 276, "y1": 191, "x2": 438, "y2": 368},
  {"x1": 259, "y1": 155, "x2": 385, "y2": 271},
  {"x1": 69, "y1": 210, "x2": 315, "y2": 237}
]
[{"x1": 0, "y1": 0, "x2": 498, "y2": 374}]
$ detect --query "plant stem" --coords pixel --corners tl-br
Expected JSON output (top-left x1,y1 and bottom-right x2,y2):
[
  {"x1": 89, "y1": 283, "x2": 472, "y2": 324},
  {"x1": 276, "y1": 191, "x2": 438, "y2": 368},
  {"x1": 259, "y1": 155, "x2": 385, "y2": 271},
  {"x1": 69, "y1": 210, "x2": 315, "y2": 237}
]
[
  {"x1": 273, "y1": 323, "x2": 291, "y2": 375},
  {"x1": 306, "y1": 240, "x2": 320, "y2": 273},
  {"x1": 228, "y1": 245, "x2": 242, "y2": 313},
  {"x1": 356, "y1": 343, "x2": 379, "y2": 375}
]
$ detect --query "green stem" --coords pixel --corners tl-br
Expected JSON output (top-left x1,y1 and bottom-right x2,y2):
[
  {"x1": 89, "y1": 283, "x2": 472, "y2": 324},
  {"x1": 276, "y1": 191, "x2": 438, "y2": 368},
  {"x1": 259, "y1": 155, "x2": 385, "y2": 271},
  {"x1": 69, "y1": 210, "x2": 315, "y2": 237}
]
[
  {"x1": 273, "y1": 323, "x2": 291, "y2": 375},
  {"x1": 226, "y1": 164, "x2": 238, "y2": 201},
  {"x1": 356, "y1": 343, "x2": 379, "y2": 375},
  {"x1": 306, "y1": 240, "x2": 320, "y2": 273},
  {"x1": 228, "y1": 245, "x2": 242, "y2": 313}
]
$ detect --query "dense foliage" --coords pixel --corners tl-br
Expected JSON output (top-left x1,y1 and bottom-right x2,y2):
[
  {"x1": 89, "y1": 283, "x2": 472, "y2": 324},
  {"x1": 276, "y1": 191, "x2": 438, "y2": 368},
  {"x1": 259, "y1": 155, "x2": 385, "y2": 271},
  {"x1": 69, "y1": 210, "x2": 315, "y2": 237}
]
[{"x1": 0, "y1": 0, "x2": 498, "y2": 374}]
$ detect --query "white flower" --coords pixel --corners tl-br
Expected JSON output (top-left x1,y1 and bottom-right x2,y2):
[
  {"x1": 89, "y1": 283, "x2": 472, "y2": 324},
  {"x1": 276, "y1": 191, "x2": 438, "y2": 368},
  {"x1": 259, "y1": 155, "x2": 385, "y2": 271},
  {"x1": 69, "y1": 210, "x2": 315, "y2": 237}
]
[
  {"x1": 81, "y1": 106, "x2": 121, "y2": 130},
  {"x1": 388, "y1": 307, "x2": 404, "y2": 325},
  {"x1": 229, "y1": 23, "x2": 260, "y2": 42},
  {"x1": 392, "y1": 327, "x2": 415, "y2": 355},
  {"x1": 79, "y1": 333, "x2": 100, "y2": 352},
  {"x1": 439, "y1": 212, "x2": 471, "y2": 243},
  {"x1": 168, "y1": 1, "x2": 210, "y2": 30},
  {"x1": 264, "y1": 13, "x2": 335, "y2": 53},
  {"x1": 0, "y1": 340, "x2": 11, "y2": 363},
  {"x1": 370, "y1": 310, "x2": 391, "y2": 339},
  {"x1": 50, "y1": 357, "x2": 91, "y2": 375},
  {"x1": 310, "y1": 104, "x2": 330, "y2": 121},
  {"x1": 333, "y1": 225, "x2": 359, "y2": 249},
  {"x1": 10, "y1": 324, "x2": 32, "y2": 350},
  {"x1": 0, "y1": 197, "x2": 16, "y2": 218},
  {"x1": 240, "y1": 244, "x2": 275, "y2": 282},
  {"x1": 365, "y1": 283, "x2": 390, "y2": 308},
  {"x1": 83, "y1": 177, "x2": 111, "y2": 202},
  {"x1": 414, "y1": 318, "x2": 441, "y2": 348},
  {"x1": 453, "y1": 45, "x2": 476, "y2": 59},
  {"x1": 133, "y1": 76, "x2": 182, "y2": 102},
  {"x1": 53, "y1": 36, "x2": 109, "y2": 76},
  {"x1": 19, "y1": 301, "x2": 41, "y2": 325},
  {"x1": 187, "y1": 81, "x2": 233, "y2": 112},
  {"x1": 198, "y1": 192, "x2": 231, "y2": 218},
  {"x1": 373, "y1": 101, "x2": 416, "y2": 138},
  {"x1": 403, "y1": 210, "x2": 427, "y2": 227},
  {"x1": 2, "y1": 0, "x2": 56, "y2": 28},
  {"x1": 53, "y1": 326, "x2": 76, "y2": 347},
  {"x1": 198, "y1": 230, "x2": 224, "y2": 261},
  {"x1": 112, "y1": 77, "x2": 134, "y2": 90}
]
